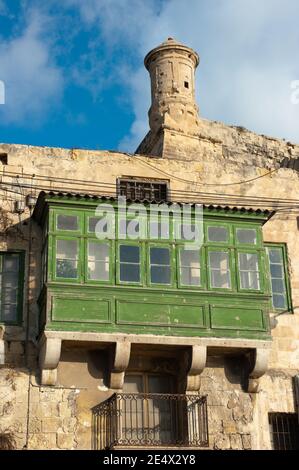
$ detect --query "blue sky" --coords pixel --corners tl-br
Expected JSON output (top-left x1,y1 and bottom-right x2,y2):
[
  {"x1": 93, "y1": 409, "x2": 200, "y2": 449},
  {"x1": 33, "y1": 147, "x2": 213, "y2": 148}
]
[{"x1": 0, "y1": 0, "x2": 298, "y2": 153}]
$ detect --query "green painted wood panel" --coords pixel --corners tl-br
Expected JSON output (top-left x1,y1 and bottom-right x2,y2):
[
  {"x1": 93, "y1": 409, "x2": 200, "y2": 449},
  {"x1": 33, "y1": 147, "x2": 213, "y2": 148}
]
[
  {"x1": 210, "y1": 306, "x2": 265, "y2": 331},
  {"x1": 52, "y1": 297, "x2": 111, "y2": 323},
  {"x1": 116, "y1": 300, "x2": 205, "y2": 328}
]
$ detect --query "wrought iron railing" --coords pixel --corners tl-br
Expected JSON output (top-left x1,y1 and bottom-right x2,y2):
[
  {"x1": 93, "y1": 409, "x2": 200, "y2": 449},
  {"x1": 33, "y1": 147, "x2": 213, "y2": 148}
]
[{"x1": 92, "y1": 393, "x2": 208, "y2": 449}]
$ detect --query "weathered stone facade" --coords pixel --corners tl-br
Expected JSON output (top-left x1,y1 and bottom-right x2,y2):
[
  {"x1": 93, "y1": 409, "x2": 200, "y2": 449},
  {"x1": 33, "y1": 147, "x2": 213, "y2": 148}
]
[{"x1": 0, "y1": 38, "x2": 299, "y2": 450}]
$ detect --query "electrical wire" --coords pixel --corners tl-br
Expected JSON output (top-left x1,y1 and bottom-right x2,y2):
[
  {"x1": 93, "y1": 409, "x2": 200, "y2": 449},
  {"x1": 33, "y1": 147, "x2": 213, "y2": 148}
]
[{"x1": 134, "y1": 157, "x2": 281, "y2": 186}]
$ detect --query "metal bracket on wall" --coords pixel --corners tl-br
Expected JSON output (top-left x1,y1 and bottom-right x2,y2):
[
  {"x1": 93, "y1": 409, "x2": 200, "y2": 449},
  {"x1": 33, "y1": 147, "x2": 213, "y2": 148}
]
[
  {"x1": 110, "y1": 341, "x2": 131, "y2": 390},
  {"x1": 38, "y1": 335, "x2": 62, "y2": 386},
  {"x1": 248, "y1": 348, "x2": 269, "y2": 393}
]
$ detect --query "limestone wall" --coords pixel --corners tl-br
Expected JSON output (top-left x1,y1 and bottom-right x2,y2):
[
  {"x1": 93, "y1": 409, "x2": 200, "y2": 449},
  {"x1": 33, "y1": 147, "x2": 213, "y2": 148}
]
[{"x1": 0, "y1": 115, "x2": 299, "y2": 449}]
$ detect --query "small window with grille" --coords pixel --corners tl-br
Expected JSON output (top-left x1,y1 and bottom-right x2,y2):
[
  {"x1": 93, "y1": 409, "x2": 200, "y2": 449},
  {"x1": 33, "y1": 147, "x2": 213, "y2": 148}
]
[
  {"x1": 269, "y1": 413, "x2": 299, "y2": 450},
  {"x1": 117, "y1": 179, "x2": 168, "y2": 202}
]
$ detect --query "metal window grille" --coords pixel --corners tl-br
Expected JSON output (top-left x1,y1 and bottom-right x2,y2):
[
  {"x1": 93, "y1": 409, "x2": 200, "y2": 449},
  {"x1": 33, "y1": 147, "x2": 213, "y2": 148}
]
[
  {"x1": 118, "y1": 179, "x2": 168, "y2": 202},
  {"x1": 92, "y1": 393, "x2": 209, "y2": 449},
  {"x1": 269, "y1": 413, "x2": 299, "y2": 450}
]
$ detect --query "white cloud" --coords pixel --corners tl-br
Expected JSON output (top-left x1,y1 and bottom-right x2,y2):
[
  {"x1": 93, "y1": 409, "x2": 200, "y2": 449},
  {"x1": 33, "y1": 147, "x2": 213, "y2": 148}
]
[
  {"x1": 66, "y1": 0, "x2": 299, "y2": 151},
  {"x1": 0, "y1": 9, "x2": 63, "y2": 126}
]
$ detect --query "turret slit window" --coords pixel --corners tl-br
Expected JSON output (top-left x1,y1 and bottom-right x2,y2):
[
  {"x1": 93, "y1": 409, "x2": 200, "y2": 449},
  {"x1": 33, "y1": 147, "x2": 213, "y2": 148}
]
[
  {"x1": 179, "y1": 248, "x2": 201, "y2": 286},
  {"x1": 119, "y1": 245, "x2": 141, "y2": 283},
  {"x1": 238, "y1": 253, "x2": 260, "y2": 290},
  {"x1": 150, "y1": 247, "x2": 171, "y2": 285},
  {"x1": 56, "y1": 239, "x2": 79, "y2": 279},
  {"x1": 0, "y1": 252, "x2": 23, "y2": 324},
  {"x1": 266, "y1": 244, "x2": 290, "y2": 310},
  {"x1": 87, "y1": 242, "x2": 110, "y2": 281},
  {"x1": 208, "y1": 251, "x2": 231, "y2": 289}
]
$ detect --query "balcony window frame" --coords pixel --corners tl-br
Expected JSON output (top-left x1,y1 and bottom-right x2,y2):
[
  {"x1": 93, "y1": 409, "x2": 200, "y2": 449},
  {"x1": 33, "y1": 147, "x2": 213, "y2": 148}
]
[
  {"x1": 116, "y1": 241, "x2": 144, "y2": 286},
  {"x1": 85, "y1": 239, "x2": 113, "y2": 285},
  {"x1": 53, "y1": 236, "x2": 81, "y2": 283},
  {"x1": 236, "y1": 249, "x2": 265, "y2": 293},
  {"x1": 233, "y1": 224, "x2": 262, "y2": 248},
  {"x1": 0, "y1": 251, "x2": 25, "y2": 326},
  {"x1": 147, "y1": 243, "x2": 175, "y2": 288},
  {"x1": 265, "y1": 243, "x2": 292, "y2": 312},
  {"x1": 207, "y1": 247, "x2": 234, "y2": 292},
  {"x1": 177, "y1": 244, "x2": 205, "y2": 290}
]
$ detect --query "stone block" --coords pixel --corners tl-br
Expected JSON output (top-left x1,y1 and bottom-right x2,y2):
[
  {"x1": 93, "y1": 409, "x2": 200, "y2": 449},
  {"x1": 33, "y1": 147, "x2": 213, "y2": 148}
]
[
  {"x1": 222, "y1": 420, "x2": 237, "y2": 434},
  {"x1": 214, "y1": 433, "x2": 231, "y2": 450},
  {"x1": 58, "y1": 402, "x2": 72, "y2": 418},
  {"x1": 57, "y1": 432, "x2": 75, "y2": 449},
  {"x1": 41, "y1": 417, "x2": 61, "y2": 433},
  {"x1": 241, "y1": 434, "x2": 252, "y2": 450},
  {"x1": 230, "y1": 434, "x2": 242, "y2": 450},
  {"x1": 28, "y1": 432, "x2": 57, "y2": 450}
]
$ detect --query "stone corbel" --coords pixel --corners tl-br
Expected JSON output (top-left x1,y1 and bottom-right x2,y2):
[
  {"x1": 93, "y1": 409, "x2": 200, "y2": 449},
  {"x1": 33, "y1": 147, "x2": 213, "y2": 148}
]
[
  {"x1": 248, "y1": 348, "x2": 269, "y2": 393},
  {"x1": 110, "y1": 341, "x2": 131, "y2": 390},
  {"x1": 39, "y1": 335, "x2": 62, "y2": 386},
  {"x1": 185, "y1": 345, "x2": 207, "y2": 393}
]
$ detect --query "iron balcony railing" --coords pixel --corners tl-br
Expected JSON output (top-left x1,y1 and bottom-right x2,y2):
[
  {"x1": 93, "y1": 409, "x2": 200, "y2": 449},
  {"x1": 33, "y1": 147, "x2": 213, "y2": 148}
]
[{"x1": 92, "y1": 393, "x2": 209, "y2": 449}]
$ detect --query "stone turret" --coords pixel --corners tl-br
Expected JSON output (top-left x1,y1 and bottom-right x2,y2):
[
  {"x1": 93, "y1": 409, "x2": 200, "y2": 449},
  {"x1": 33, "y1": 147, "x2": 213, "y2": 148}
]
[{"x1": 144, "y1": 37, "x2": 200, "y2": 134}]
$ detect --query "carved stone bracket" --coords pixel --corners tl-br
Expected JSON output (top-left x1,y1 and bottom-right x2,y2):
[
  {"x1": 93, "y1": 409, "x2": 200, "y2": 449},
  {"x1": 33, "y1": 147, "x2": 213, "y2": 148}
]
[
  {"x1": 110, "y1": 341, "x2": 131, "y2": 390},
  {"x1": 185, "y1": 345, "x2": 207, "y2": 393},
  {"x1": 248, "y1": 348, "x2": 269, "y2": 393},
  {"x1": 39, "y1": 335, "x2": 62, "y2": 386}
]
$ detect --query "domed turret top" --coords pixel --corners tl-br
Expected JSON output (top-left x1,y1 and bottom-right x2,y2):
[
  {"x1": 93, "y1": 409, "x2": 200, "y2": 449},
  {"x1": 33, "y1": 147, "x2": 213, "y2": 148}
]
[{"x1": 144, "y1": 37, "x2": 199, "y2": 70}]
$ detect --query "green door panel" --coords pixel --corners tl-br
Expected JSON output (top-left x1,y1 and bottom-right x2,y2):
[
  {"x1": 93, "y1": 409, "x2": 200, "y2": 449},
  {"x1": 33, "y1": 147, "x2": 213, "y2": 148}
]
[
  {"x1": 210, "y1": 305, "x2": 265, "y2": 331},
  {"x1": 116, "y1": 300, "x2": 205, "y2": 328},
  {"x1": 52, "y1": 297, "x2": 111, "y2": 323}
]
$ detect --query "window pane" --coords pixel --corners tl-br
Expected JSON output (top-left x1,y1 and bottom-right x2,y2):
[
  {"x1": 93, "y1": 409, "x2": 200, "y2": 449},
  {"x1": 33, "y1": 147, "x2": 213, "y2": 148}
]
[
  {"x1": 56, "y1": 240, "x2": 78, "y2": 279},
  {"x1": 236, "y1": 228, "x2": 257, "y2": 244},
  {"x1": 89, "y1": 217, "x2": 107, "y2": 234},
  {"x1": 151, "y1": 266, "x2": 171, "y2": 284},
  {"x1": 240, "y1": 271, "x2": 259, "y2": 290},
  {"x1": 208, "y1": 226, "x2": 228, "y2": 243},
  {"x1": 270, "y1": 264, "x2": 283, "y2": 277},
  {"x1": 273, "y1": 294, "x2": 287, "y2": 309},
  {"x1": 57, "y1": 215, "x2": 78, "y2": 231},
  {"x1": 88, "y1": 243, "x2": 109, "y2": 281},
  {"x1": 180, "y1": 224, "x2": 196, "y2": 241},
  {"x1": 180, "y1": 249, "x2": 201, "y2": 286},
  {"x1": 209, "y1": 252, "x2": 229, "y2": 270},
  {"x1": 1, "y1": 288, "x2": 18, "y2": 304},
  {"x1": 269, "y1": 249, "x2": 282, "y2": 264},
  {"x1": 1, "y1": 272, "x2": 18, "y2": 289},
  {"x1": 239, "y1": 253, "x2": 258, "y2": 270},
  {"x1": 150, "y1": 221, "x2": 169, "y2": 239},
  {"x1": 3, "y1": 255, "x2": 19, "y2": 272},
  {"x1": 123, "y1": 375, "x2": 144, "y2": 393},
  {"x1": 272, "y1": 279, "x2": 285, "y2": 294},
  {"x1": 211, "y1": 271, "x2": 231, "y2": 288},
  {"x1": 209, "y1": 252, "x2": 231, "y2": 288},
  {"x1": 120, "y1": 245, "x2": 140, "y2": 263},
  {"x1": 150, "y1": 247, "x2": 170, "y2": 265},
  {"x1": 1, "y1": 303, "x2": 17, "y2": 322},
  {"x1": 120, "y1": 264, "x2": 140, "y2": 282},
  {"x1": 88, "y1": 242, "x2": 109, "y2": 261},
  {"x1": 148, "y1": 376, "x2": 172, "y2": 393}
]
